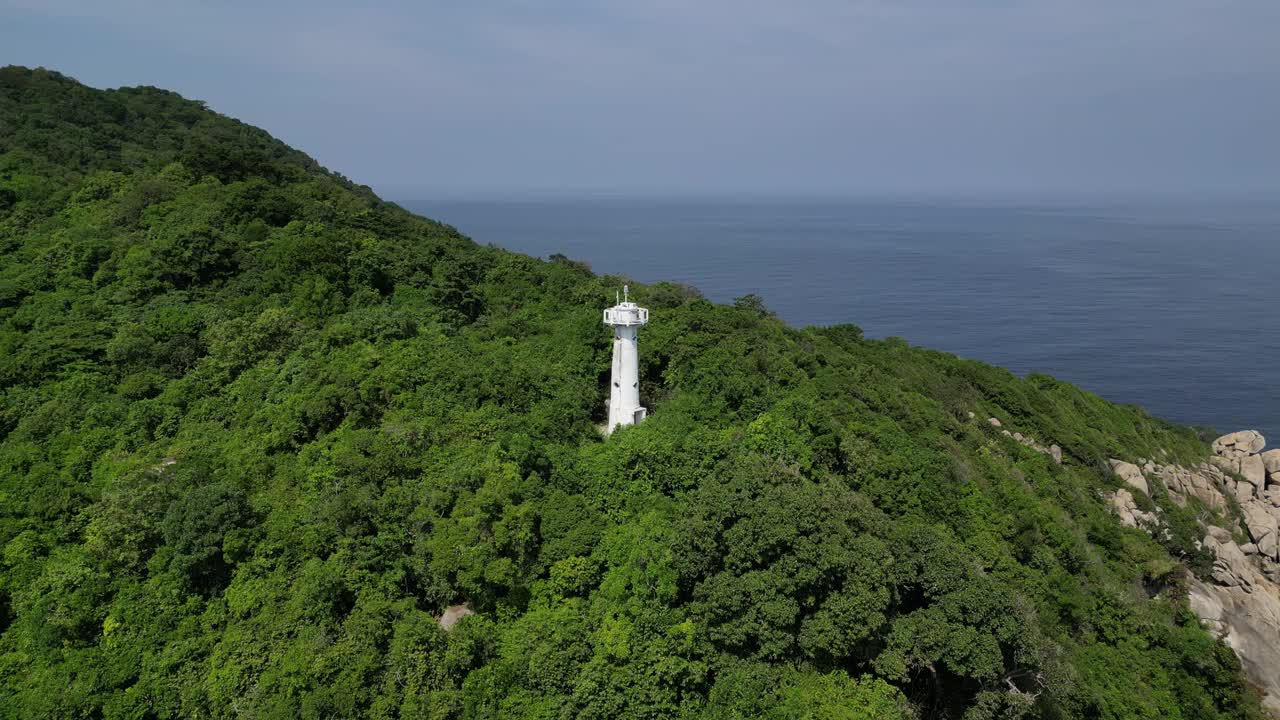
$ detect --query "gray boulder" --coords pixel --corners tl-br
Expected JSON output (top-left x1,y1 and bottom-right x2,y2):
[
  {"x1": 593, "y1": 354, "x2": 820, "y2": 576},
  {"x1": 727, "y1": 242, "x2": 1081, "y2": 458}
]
[
  {"x1": 1109, "y1": 459, "x2": 1149, "y2": 496},
  {"x1": 1213, "y1": 430, "x2": 1266, "y2": 459},
  {"x1": 1263, "y1": 449, "x2": 1280, "y2": 481},
  {"x1": 1240, "y1": 454, "x2": 1268, "y2": 489},
  {"x1": 1236, "y1": 481, "x2": 1258, "y2": 501},
  {"x1": 1109, "y1": 488, "x2": 1157, "y2": 529},
  {"x1": 1158, "y1": 463, "x2": 1228, "y2": 510},
  {"x1": 1242, "y1": 502, "x2": 1279, "y2": 557}
]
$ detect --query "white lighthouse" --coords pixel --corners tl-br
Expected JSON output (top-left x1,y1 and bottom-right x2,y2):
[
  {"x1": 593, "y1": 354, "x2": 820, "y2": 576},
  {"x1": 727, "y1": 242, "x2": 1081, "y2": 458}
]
[{"x1": 603, "y1": 286, "x2": 649, "y2": 434}]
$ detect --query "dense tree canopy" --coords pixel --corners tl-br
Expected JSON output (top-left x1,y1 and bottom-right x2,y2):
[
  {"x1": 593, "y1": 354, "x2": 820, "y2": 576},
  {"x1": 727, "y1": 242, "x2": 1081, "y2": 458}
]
[{"x1": 0, "y1": 66, "x2": 1264, "y2": 719}]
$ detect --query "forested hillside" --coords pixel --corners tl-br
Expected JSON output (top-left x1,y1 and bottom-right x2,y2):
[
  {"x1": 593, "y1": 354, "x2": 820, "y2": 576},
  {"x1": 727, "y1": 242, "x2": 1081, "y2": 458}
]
[{"x1": 0, "y1": 66, "x2": 1264, "y2": 719}]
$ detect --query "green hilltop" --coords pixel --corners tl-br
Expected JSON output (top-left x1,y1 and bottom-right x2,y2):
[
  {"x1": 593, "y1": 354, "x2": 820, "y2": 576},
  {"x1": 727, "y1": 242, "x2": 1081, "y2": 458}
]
[{"x1": 0, "y1": 66, "x2": 1264, "y2": 718}]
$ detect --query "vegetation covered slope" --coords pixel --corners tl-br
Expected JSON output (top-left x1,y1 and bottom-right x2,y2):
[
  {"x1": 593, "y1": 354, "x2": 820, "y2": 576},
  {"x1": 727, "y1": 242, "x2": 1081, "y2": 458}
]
[{"x1": 0, "y1": 66, "x2": 1263, "y2": 719}]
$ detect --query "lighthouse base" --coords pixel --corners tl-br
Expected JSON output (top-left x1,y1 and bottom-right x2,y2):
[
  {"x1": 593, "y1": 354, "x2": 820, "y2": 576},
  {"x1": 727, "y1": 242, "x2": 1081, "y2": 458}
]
[{"x1": 607, "y1": 406, "x2": 646, "y2": 434}]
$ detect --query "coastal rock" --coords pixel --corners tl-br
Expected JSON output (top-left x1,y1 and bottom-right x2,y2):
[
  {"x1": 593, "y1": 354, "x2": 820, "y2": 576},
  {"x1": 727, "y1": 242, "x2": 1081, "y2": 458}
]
[
  {"x1": 1204, "y1": 453, "x2": 1268, "y2": 502},
  {"x1": 1148, "y1": 459, "x2": 1280, "y2": 707},
  {"x1": 1210, "y1": 455, "x2": 1237, "y2": 475},
  {"x1": 1196, "y1": 463, "x2": 1231, "y2": 507},
  {"x1": 988, "y1": 417, "x2": 1002, "y2": 428},
  {"x1": 1213, "y1": 430, "x2": 1267, "y2": 459},
  {"x1": 1242, "y1": 503, "x2": 1280, "y2": 560},
  {"x1": 1190, "y1": 534, "x2": 1280, "y2": 715},
  {"x1": 1264, "y1": 449, "x2": 1280, "y2": 480},
  {"x1": 1264, "y1": 537, "x2": 1280, "y2": 563},
  {"x1": 1109, "y1": 489, "x2": 1156, "y2": 529},
  {"x1": 1241, "y1": 454, "x2": 1268, "y2": 489},
  {"x1": 1109, "y1": 459, "x2": 1149, "y2": 496},
  {"x1": 1157, "y1": 463, "x2": 1228, "y2": 510},
  {"x1": 1049, "y1": 444, "x2": 1062, "y2": 464},
  {"x1": 1206, "y1": 525, "x2": 1233, "y2": 544},
  {"x1": 1206, "y1": 535, "x2": 1258, "y2": 590}
]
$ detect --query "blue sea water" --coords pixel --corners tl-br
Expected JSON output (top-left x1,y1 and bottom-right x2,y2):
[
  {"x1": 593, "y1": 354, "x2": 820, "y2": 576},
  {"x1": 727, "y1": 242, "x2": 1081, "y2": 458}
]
[{"x1": 404, "y1": 197, "x2": 1280, "y2": 441}]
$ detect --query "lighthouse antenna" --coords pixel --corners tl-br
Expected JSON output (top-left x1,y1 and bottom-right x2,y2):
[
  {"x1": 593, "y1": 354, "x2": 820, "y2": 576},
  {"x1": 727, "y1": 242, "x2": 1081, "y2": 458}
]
[
  {"x1": 616, "y1": 289, "x2": 620, "y2": 305},
  {"x1": 624, "y1": 285, "x2": 629, "y2": 303}
]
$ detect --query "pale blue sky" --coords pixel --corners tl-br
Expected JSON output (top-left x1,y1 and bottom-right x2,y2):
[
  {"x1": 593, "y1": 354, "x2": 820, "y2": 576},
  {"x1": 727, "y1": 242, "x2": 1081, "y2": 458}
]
[{"x1": 3, "y1": 1, "x2": 1278, "y2": 198}]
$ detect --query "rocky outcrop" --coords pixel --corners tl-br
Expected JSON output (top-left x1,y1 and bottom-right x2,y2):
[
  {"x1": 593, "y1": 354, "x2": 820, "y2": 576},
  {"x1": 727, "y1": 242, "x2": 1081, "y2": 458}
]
[
  {"x1": 986, "y1": 417, "x2": 1062, "y2": 464},
  {"x1": 1105, "y1": 430, "x2": 1280, "y2": 714},
  {"x1": 1242, "y1": 502, "x2": 1280, "y2": 561},
  {"x1": 1109, "y1": 488, "x2": 1158, "y2": 529},
  {"x1": 1214, "y1": 430, "x2": 1267, "y2": 458},
  {"x1": 1241, "y1": 454, "x2": 1268, "y2": 490},
  {"x1": 1153, "y1": 461, "x2": 1230, "y2": 510},
  {"x1": 1109, "y1": 459, "x2": 1149, "y2": 496},
  {"x1": 1190, "y1": 531, "x2": 1280, "y2": 717},
  {"x1": 989, "y1": 420, "x2": 1280, "y2": 710},
  {"x1": 983, "y1": 421, "x2": 1280, "y2": 712},
  {"x1": 1189, "y1": 432, "x2": 1280, "y2": 712},
  {"x1": 1264, "y1": 449, "x2": 1280, "y2": 484},
  {"x1": 1210, "y1": 431, "x2": 1280, "y2": 563},
  {"x1": 1106, "y1": 455, "x2": 1231, "y2": 511}
]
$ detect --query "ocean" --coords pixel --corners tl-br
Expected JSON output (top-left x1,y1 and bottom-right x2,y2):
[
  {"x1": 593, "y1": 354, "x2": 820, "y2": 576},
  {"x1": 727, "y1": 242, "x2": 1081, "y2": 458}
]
[{"x1": 403, "y1": 197, "x2": 1280, "y2": 442}]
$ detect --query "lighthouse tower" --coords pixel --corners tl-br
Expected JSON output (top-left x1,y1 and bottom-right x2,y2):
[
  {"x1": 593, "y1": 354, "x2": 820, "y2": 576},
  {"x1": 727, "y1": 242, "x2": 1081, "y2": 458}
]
[{"x1": 603, "y1": 286, "x2": 649, "y2": 434}]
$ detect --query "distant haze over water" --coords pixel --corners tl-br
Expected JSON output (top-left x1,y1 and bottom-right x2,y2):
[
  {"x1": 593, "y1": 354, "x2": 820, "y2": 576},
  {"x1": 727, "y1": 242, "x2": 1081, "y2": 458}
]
[{"x1": 405, "y1": 197, "x2": 1280, "y2": 442}]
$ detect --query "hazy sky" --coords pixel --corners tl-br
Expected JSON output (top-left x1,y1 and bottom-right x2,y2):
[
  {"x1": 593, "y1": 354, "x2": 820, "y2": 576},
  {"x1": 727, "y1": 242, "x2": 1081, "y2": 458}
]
[{"x1": 3, "y1": 1, "x2": 1278, "y2": 198}]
